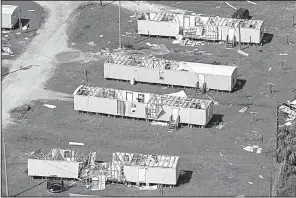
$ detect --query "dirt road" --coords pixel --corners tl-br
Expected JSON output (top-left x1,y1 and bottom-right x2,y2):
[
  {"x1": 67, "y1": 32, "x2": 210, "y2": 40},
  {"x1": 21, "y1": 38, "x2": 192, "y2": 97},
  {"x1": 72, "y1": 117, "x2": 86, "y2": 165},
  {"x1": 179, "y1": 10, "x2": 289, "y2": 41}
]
[{"x1": 1, "y1": 1, "x2": 183, "y2": 127}]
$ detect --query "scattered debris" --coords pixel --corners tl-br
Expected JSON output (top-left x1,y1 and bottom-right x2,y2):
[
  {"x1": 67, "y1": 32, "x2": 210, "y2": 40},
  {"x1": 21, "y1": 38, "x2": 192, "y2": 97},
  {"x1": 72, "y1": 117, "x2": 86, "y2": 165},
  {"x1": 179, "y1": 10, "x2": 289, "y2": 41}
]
[
  {"x1": 4, "y1": 35, "x2": 8, "y2": 37},
  {"x1": 87, "y1": 41, "x2": 97, "y2": 46},
  {"x1": 237, "y1": 49, "x2": 249, "y2": 56},
  {"x1": 69, "y1": 142, "x2": 84, "y2": 146},
  {"x1": 226, "y1": 2, "x2": 237, "y2": 10},
  {"x1": 151, "y1": 121, "x2": 168, "y2": 126},
  {"x1": 69, "y1": 193, "x2": 92, "y2": 197},
  {"x1": 243, "y1": 145, "x2": 262, "y2": 153},
  {"x1": 16, "y1": 32, "x2": 21, "y2": 35},
  {"x1": 2, "y1": 46, "x2": 13, "y2": 55},
  {"x1": 216, "y1": 123, "x2": 225, "y2": 129},
  {"x1": 145, "y1": 42, "x2": 153, "y2": 47},
  {"x1": 22, "y1": 24, "x2": 29, "y2": 31},
  {"x1": 28, "y1": 9, "x2": 35, "y2": 12},
  {"x1": 128, "y1": 20, "x2": 133, "y2": 23},
  {"x1": 180, "y1": 39, "x2": 206, "y2": 47},
  {"x1": 256, "y1": 148, "x2": 262, "y2": 154},
  {"x1": 99, "y1": 35, "x2": 103, "y2": 38},
  {"x1": 268, "y1": 67, "x2": 272, "y2": 71},
  {"x1": 43, "y1": 104, "x2": 56, "y2": 109},
  {"x1": 71, "y1": 42, "x2": 76, "y2": 46},
  {"x1": 248, "y1": 182, "x2": 253, "y2": 185},
  {"x1": 239, "y1": 107, "x2": 248, "y2": 113},
  {"x1": 205, "y1": 95, "x2": 219, "y2": 105},
  {"x1": 246, "y1": 1, "x2": 257, "y2": 5},
  {"x1": 2, "y1": 30, "x2": 10, "y2": 34},
  {"x1": 243, "y1": 146, "x2": 254, "y2": 152},
  {"x1": 135, "y1": 185, "x2": 158, "y2": 190},
  {"x1": 166, "y1": 90, "x2": 187, "y2": 98},
  {"x1": 259, "y1": 175, "x2": 264, "y2": 179},
  {"x1": 279, "y1": 53, "x2": 288, "y2": 56}
]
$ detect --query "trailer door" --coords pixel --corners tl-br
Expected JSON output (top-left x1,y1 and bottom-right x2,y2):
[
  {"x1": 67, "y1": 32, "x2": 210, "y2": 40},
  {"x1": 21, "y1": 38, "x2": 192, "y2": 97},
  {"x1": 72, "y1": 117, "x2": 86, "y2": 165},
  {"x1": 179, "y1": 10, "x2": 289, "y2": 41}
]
[
  {"x1": 228, "y1": 28, "x2": 235, "y2": 41},
  {"x1": 172, "y1": 108, "x2": 179, "y2": 121},
  {"x1": 117, "y1": 100, "x2": 125, "y2": 116},
  {"x1": 183, "y1": 16, "x2": 190, "y2": 29},
  {"x1": 126, "y1": 92, "x2": 133, "y2": 102},
  {"x1": 138, "y1": 168, "x2": 146, "y2": 183}
]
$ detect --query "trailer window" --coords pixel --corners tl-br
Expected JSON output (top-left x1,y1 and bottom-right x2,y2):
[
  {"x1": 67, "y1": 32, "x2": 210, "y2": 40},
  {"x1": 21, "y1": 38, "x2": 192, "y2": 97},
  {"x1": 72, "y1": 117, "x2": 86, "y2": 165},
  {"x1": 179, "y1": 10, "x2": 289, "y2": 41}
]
[
  {"x1": 138, "y1": 94, "x2": 145, "y2": 103},
  {"x1": 131, "y1": 103, "x2": 136, "y2": 113}
]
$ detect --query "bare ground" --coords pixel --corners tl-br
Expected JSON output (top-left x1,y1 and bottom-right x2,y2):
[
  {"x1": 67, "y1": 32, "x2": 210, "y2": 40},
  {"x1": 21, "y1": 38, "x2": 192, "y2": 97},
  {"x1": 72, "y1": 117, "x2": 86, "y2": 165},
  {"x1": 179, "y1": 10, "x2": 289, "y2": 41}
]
[{"x1": 2, "y1": 1, "x2": 296, "y2": 196}]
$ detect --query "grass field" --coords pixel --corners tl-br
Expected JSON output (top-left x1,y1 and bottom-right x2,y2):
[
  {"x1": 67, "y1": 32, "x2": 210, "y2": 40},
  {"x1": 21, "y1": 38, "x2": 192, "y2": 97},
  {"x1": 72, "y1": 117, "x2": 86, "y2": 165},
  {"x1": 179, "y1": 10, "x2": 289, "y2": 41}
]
[{"x1": 2, "y1": 1, "x2": 296, "y2": 196}]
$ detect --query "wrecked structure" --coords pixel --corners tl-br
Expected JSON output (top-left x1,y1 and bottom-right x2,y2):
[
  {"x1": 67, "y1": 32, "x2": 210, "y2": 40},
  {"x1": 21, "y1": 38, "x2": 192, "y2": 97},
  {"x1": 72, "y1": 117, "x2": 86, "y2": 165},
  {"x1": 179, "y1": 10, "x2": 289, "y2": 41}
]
[
  {"x1": 27, "y1": 148, "x2": 181, "y2": 191},
  {"x1": 73, "y1": 85, "x2": 214, "y2": 127},
  {"x1": 104, "y1": 53, "x2": 237, "y2": 92},
  {"x1": 2, "y1": 5, "x2": 19, "y2": 29},
  {"x1": 279, "y1": 99, "x2": 296, "y2": 131},
  {"x1": 27, "y1": 148, "x2": 86, "y2": 179},
  {"x1": 81, "y1": 152, "x2": 180, "y2": 188},
  {"x1": 137, "y1": 12, "x2": 264, "y2": 44},
  {"x1": 112, "y1": 152, "x2": 180, "y2": 186}
]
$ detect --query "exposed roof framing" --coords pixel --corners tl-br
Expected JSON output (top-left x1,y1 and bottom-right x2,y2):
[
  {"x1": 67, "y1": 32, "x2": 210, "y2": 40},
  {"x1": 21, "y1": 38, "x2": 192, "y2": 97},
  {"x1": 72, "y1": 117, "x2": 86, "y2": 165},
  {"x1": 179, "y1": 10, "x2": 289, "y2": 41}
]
[
  {"x1": 113, "y1": 152, "x2": 179, "y2": 168},
  {"x1": 74, "y1": 85, "x2": 212, "y2": 110}
]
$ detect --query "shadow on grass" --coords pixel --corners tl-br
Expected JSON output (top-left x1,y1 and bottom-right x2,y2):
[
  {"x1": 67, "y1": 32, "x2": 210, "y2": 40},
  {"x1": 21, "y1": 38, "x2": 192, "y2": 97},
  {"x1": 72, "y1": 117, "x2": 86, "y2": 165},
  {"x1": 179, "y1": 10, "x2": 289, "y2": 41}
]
[
  {"x1": 13, "y1": 180, "x2": 47, "y2": 197},
  {"x1": 1, "y1": 66, "x2": 9, "y2": 81},
  {"x1": 261, "y1": 33, "x2": 274, "y2": 46},
  {"x1": 231, "y1": 79, "x2": 247, "y2": 93},
  {"x1": 12, "y1": 18, "x2": 30, "y2": 30},
  {"x1": 206, "y1": 114, "x2": 224, "y2": 128},
  {"x1": 176, "y1": 170, "x2": 193, "y2": 187}
]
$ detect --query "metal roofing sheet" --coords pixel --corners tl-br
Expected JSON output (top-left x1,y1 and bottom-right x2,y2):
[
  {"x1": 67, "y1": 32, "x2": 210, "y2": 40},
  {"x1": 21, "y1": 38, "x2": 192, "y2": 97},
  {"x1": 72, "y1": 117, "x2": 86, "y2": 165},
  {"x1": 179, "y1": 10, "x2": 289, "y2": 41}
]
[
  {"x1": 177, "y1": 62, "x2": 237, "y2": 77},
  {"x1": 2, "y1": 5, "x2": 18, "y2": 15}
]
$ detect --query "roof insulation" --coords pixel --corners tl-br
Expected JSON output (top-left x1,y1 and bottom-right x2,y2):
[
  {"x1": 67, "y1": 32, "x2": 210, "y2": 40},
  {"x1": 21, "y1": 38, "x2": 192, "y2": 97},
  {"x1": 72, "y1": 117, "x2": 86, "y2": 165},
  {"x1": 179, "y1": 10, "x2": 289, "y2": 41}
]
[{"x1": 2, "y1": 5, "x2": 18, "y2": 15}]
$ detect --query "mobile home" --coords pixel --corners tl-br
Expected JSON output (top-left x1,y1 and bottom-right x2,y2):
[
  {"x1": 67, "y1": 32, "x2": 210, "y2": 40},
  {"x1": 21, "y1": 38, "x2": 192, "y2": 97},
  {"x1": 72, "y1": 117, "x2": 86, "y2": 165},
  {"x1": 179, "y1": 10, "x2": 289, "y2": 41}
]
[
  {"x1": 112, "y1": 152, "x2": 180, "y2": 185},
  {"x1": 2, "y1": 5, "x2": 19, "y2": 29},
  {"x1": 73, "y1": 85, "x2": 214, "y2": 127},
  {"x1": 137, "y1": 12, "x2": 264, "y2": 44},
  {"x1": 104, "y1": 53, "x2": 237, "y2": 92}
]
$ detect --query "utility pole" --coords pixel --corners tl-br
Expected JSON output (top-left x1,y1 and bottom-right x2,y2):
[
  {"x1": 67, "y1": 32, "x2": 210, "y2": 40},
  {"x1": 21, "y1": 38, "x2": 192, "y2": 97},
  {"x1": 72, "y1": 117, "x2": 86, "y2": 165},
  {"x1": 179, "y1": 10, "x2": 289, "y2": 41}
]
[
  {"x1": 118, "y1": 0, "x2": 122, "y2": 49},
  {"x1": 3, "y1": 138, "x2": 9, "y2": 197},
  {"x1": 84, "y1": 69, "x2": 88, "y2": 85},
  {"x1": 238, "y1": 22, "x2": 242, "y2": 50},
  {"x1": 276, "y1": 102, "x2": 279, "y2": 163}
]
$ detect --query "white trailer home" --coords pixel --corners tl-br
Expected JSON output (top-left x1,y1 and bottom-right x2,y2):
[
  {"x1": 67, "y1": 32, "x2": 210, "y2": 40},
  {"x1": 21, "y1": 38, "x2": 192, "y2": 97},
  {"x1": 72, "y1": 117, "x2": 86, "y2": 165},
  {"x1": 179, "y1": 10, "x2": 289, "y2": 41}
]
[
  {"x1": 137, "y1": 12, "x2": 183, "y2": 38},
  {"x1": 73, "y1": 85, "x2": 214, "y2": 127},
  {"x1": 137, "y1": 12, "x2": 264, "y2": 44},
  {"x1": 104, "y1": 53, "x2": 237, "y2": 92},
  {"x1": 28, "y1": 159, "x2": 81, "y2": 179},
  {"x1": 112, "y1": 152, "x2": 180, "y2": 186},
  {"x1": 27, "y1": 148, "x2": 82, "y2": 179},
  {"x1": 2, "y1": 5, "x2": 19, "y2": 29}
]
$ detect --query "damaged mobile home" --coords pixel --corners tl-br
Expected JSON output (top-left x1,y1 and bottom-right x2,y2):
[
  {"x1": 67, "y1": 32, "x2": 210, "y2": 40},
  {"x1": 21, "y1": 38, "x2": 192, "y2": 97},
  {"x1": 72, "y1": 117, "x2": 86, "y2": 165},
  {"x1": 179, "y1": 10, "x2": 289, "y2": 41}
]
[
  {"x1": 137, "y1": 12, "x2": 264, "y2": 44},
  {"x1": 73, "y1": 85, "x2": 214, "y2": 127},
  {"x1": 104, "y1": 53, "x2": 237, "y2": 92},
  {"x1": 27, "y1": 148, "x2": 86, "y2": 179},
  {"x1": 81, "y1": 152, "x2": 180, "y2": 189},
  {"x1": 28, "y1": 149, "x2": 181, "y2": 190}
]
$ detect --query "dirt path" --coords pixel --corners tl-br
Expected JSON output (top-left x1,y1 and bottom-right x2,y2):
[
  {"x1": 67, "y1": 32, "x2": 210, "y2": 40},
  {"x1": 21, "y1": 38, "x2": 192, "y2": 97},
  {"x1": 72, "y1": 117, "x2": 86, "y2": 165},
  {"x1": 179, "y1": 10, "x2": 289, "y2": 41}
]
[
  {"x1": 2, "y1": 1, "x2": 85, "y2": 127},
  {"x1": 2, "y1": 1, "x2": 186, "y2": 128}
]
